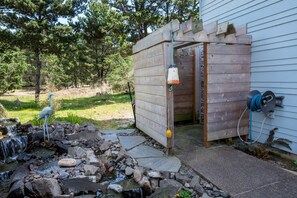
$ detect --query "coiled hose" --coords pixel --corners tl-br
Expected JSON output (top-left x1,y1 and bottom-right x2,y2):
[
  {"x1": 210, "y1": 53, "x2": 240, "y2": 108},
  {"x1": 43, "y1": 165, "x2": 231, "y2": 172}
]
[{"x1": 237, "y1": 94, "x2": 267, "y2": 144}]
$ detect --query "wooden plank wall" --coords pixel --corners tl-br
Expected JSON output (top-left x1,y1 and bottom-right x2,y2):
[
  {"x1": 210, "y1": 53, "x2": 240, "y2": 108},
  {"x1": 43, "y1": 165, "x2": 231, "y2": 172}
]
[
  {"x1": 174, "y1": 49, "x2": 195, "y2": 122},
  {"x1": 134, "y1": 44, "x2": 168, "y2": 147},
  {"x1": 206, "y1": 44, "x2": 251, "y2": 141}
]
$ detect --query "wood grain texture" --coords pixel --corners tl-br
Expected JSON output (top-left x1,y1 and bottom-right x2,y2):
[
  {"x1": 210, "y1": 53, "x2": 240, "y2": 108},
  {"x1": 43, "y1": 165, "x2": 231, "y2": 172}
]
[
  {"x1": 203, "y1": 42, "x2": 208, "y2": 145},
  {"x1": 136, "y1": 100, "x2": 167, "y2": 117},
  {"x1": 134, "y1": 65, "x2": 165, "y2": 77},
  {"x1": 206, "y1": 44, "x2": 250, "y2": 141},
  {"x1": 134, "y1": 43, "x2": 168, "y2": 147},
  {"x1": 165, "y1": 43, "x2": 174, "y2": 148},
  {"x1": 174, "y1": 54, "x2": 194, "y2": 122},
  {"x1": 133, "y1": 20, "x2": 180, "y2": 53},
  {"x1": 207, "y1": 127, "x2": 249, "y2": 141},
  {"x1": 135, "y1": 92, "x2": 166, "y2": 107}
]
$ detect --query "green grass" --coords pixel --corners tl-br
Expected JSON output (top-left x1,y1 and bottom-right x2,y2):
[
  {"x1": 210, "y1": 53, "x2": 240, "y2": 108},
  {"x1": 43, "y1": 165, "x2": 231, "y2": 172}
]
[{"x1": 0, "y1": 92, "x2": 134, "y2": 129}]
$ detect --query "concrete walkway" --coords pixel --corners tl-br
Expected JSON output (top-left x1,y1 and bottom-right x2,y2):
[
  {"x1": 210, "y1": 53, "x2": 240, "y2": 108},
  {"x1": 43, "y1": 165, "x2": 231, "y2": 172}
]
[{"x1": 175, "y1": 145, "x2": 297, "y2": 198}]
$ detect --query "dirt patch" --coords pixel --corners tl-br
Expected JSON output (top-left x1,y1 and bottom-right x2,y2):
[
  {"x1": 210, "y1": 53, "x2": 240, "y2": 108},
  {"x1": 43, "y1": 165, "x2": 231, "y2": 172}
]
[
  {"x1": 234, "y1": 143, "x2": 297, "y2": 172},
  {"x1": 3, "y1": 86, "x2": 113, "y2": 99}
]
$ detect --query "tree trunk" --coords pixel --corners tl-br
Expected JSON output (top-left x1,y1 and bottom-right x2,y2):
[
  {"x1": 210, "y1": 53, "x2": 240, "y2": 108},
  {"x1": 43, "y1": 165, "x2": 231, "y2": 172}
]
[
  {"x1": 35, "y1": 51, "x2": 41, "y2": 103},
  {"x1": 74, "y1": 71, "x2": 78, "y2": 88}
]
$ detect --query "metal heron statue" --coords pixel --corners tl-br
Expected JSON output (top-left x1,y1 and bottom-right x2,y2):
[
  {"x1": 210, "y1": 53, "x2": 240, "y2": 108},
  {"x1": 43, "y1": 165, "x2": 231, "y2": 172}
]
[{"x1": 38, "y1": 93, "x2": 56, "y2": 141}]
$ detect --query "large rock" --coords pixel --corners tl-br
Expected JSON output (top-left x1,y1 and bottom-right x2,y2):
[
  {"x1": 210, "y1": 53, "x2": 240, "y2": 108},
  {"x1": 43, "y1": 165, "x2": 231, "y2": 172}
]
[
  {"x1": 55, "y1": 141, "x2": 69, "y2": 154},
  {"x1": 58, "y1": 158, "x2": 77, "y2": 167},
  {"x1": 108, "y1": 184, "x2": 123, "y2": 193},
  {"x1": 84, "y1": 165, "x2": 99, "y2": 176},
  {"x1": 18, "y1": 123, "x2": 33, "y2": 133},
  {"x1": 133, "y1": 167, "x2": 143, "y2": 182},
  {"x1": 28, "y1": 129, "x2": 44, "y2": 142},
  {"x1": 190, "y1": 175, "x2": 204, "y2": 195},
  {"x1": 50, "y1": 125, "x2": 65, "y2": 140},
  {"x1": 147, "y1": 186, "x2": 179, "y2": 198},
  {"x1": 7, "y1": 180, "x2": 25, "y2": 198},
  {"x1": 79, "y1": 122, "x2": 96, "y2": 133},
  {"x1": 86, "y1": 149, "x2": 100, "y2": 166},
  {"x1": 67, "y1": 131, "x2": 100, "y2": 141},
  {"x1": 175, "y1": 173, "x2": 191, "y2": 184},
  {"x1": 150, "y1": 178, "x2": 159, "y2": 191},
  {"x1": 10, "y1": 163, "x2": 29, "y2": 185},
  {"x1": 147, "y1": 170, "x2": 162, "y2": 178},
  {"x1": 100, "y1": 141, "x2": 112, "y2": 152},
  {"x1": 61, "y1": 177, "x2": 102, "y2": 194},
  {"x1": 160, "y1": 179, "x2": 182, "y2": 189},
  {"x1": 138, "y1": 176, "x2": 152, "y2": 195},
  {"x1": 29, "y1": 178, "x2": 62, "y2": 198},
  {"x1": 125, "y1": 167, "x2": 134, "y2": 176},
  {"x1": 68, "y1": 146, "x2": 86, "y2": 158}
]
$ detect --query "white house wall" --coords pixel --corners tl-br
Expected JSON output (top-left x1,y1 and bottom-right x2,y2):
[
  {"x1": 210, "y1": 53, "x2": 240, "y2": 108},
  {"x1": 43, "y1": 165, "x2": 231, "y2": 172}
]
[{"x1": 200, "y1": 0, "x2": 297, "y2": 154}]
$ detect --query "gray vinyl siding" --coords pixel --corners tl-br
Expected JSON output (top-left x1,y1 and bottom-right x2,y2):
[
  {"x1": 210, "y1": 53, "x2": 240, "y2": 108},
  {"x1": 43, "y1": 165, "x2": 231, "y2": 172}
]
[{"x1": 200, "y1": 0, "x2": 297, "y2": 154}]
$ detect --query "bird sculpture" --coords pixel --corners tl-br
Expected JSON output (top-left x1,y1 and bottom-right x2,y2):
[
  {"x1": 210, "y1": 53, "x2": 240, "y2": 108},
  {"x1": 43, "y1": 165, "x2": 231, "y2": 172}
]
[{"x1": 38, "y1": 93, "x2": 55, "y2": 141}]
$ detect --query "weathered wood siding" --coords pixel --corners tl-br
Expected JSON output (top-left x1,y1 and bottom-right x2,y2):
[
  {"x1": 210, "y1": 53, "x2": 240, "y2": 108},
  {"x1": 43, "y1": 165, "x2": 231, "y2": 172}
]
[
  {"x1": 206, "y1": 44, "x2": 251, "y2": 141},
  {"x1": 201, "y1": 0, "x2": 297, "y2": 153},
  {"x1": 134, "y1": 44, "x2": 168, "y2": 146},
  {"x1": 174, "y1": 50, "x2": 195, "y2": 122}
]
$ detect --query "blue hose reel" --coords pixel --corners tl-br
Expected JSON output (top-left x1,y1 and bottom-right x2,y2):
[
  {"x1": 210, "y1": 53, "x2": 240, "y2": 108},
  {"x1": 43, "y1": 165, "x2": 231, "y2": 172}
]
[
  {"x1": 247, "y1": 90, "x2": 284, "y2": 118},
  {"x1": 237, "y1": 90, "x2": 285, "y2": 144}
]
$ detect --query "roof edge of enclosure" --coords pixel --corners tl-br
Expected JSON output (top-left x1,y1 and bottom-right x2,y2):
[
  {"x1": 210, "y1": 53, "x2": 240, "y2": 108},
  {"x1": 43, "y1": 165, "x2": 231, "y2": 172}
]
[
  {"x1": 133, "y1": 19, "x2": 252, "y2": 54},
  {"x1": 133, "y1": 19, "x2": 252, "y2": 148}
]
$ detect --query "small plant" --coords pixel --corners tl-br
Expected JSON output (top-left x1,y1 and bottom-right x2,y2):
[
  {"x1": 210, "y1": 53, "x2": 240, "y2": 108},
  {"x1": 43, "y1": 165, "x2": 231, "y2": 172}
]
[
  {"x1": 265, "y1": 128, "x2": 292, "y2": 150},
  {"x1": 176, "y1": 190, "x2": 192, "y2": 198},
  {"x1": 56, "y1": 113, "x2": 84, "y2": 124},
  {"x1": 29, "y1": 114, "x2": 56, "y2": 126}
]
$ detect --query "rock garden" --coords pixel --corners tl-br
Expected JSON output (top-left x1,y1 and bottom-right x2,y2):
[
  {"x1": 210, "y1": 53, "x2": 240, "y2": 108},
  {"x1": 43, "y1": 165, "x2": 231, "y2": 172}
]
[{"x1": 0, "y1": 118, "x2": 230, "y2": 198}]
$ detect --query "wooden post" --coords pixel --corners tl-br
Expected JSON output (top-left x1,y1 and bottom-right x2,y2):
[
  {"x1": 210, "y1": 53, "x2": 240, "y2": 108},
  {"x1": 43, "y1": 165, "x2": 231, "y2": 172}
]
[
  {"x1": 203, "y1": 42, "x2": 209, "y2": 147},
  {"x1": 165, "y1": 43, "x2": 175, "y2": 152}
]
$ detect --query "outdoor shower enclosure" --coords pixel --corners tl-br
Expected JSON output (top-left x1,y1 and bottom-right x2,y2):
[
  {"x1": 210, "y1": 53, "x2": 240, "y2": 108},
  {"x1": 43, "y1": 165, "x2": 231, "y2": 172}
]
[{"x1": 133, "y1": 20, "x2": 252, "y2": 148}]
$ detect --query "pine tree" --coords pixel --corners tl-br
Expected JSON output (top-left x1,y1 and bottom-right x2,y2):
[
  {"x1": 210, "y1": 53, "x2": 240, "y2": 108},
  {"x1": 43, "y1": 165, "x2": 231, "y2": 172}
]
[
  {"x1": 0, "y1": 0, "x2": 84, "y2": 102},
  {"x1": 0, "y1": 43, "x2": 28, "y2": 94}
]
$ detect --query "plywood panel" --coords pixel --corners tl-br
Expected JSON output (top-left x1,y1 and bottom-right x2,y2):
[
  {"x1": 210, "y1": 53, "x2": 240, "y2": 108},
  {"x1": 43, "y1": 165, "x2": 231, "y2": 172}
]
[{"x1": 206, "y1": 44, "x2": 250, "y2": 141}]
